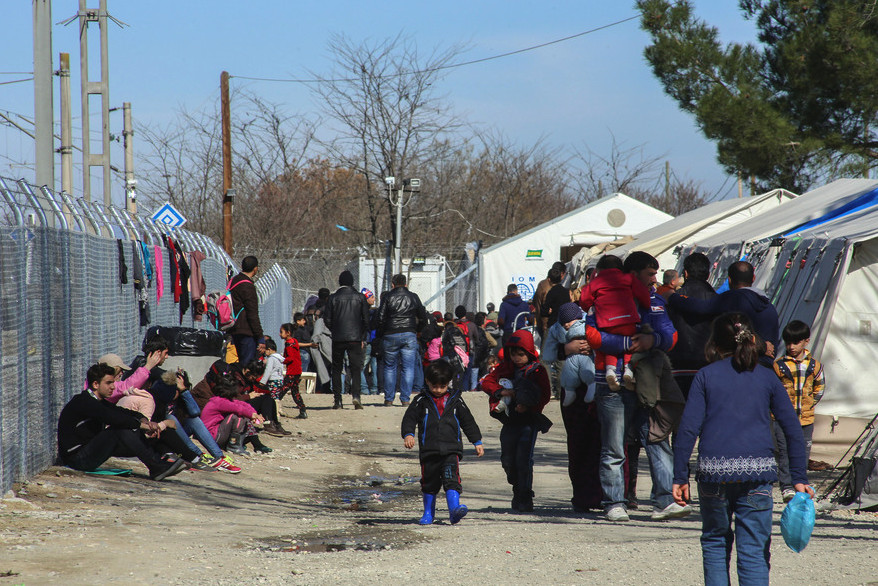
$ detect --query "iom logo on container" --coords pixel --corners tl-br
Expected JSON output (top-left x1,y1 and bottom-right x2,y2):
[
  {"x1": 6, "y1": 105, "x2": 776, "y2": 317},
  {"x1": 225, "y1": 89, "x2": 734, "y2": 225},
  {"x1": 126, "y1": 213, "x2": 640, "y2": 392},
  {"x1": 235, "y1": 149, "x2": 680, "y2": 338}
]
[{"x1": 151, "y1": 202, "x2": 187, "y2": 228}]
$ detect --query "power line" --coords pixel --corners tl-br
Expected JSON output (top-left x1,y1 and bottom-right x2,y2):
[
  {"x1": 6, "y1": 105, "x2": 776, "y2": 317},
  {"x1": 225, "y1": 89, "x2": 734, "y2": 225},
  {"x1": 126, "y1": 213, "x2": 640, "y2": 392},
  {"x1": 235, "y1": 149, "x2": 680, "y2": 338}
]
[
  {"x1": 0, "y1": 77, "x2": 33, "y2": 86},
  {"x1": 0, "y1": 71, "x2": 33, "y2": 75},
  {"x1": 231, "y1": 15, "x2": 639, "y2": 84}
]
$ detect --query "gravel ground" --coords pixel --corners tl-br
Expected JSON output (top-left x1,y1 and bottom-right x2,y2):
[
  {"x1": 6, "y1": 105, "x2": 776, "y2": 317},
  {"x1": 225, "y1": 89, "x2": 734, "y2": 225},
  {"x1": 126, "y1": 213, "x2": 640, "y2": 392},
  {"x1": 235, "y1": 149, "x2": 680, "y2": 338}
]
[{"x1": 1, "y1": 392, "x2": 877, "y2": 585}]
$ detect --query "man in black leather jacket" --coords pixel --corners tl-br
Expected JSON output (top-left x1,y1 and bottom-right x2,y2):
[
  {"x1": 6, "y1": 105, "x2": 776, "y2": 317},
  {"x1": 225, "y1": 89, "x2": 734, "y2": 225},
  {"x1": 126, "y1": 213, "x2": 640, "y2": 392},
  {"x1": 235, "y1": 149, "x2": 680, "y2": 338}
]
[
  {"x1": 666, "y1": 252, "x2": 716, "y2": 399},
  {"x1": 323, "y1": 270, "x2": 370, "y2": 409},
  {"x1": 375, "y1": 274, "x2": 427, "y2": 406}
]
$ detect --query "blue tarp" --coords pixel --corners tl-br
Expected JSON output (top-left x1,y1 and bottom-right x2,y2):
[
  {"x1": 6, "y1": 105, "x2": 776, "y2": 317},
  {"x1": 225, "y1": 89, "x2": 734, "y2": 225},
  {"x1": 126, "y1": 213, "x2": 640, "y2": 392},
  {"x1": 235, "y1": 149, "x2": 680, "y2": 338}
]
[{"x1": 785, "y1": 187, "x2": 878, "y2": 236}]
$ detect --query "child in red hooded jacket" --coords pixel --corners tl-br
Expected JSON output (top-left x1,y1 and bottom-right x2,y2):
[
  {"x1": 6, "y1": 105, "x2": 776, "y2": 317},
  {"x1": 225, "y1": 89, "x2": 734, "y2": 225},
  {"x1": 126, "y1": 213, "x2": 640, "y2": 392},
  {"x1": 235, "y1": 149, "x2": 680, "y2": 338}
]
[{"x1": 481, "y1": 329, "x2": 552, "y2": 512}]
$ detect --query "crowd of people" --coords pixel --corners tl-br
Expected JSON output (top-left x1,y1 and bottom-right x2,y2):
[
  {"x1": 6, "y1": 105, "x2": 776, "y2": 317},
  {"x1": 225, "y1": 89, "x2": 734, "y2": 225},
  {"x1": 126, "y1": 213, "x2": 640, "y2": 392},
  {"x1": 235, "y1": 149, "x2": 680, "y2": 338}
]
[{"x1": 58, "y1": 250, "x2": 824, "y2": 583}]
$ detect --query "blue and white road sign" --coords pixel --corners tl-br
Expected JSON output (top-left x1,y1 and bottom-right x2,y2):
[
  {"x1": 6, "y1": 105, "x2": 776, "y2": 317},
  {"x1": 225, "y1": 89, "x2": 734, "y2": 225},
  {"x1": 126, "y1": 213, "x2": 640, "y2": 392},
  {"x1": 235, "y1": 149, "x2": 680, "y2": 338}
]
[{"x1": 151, "y1": 202, "x2": 187, "y2": 227}]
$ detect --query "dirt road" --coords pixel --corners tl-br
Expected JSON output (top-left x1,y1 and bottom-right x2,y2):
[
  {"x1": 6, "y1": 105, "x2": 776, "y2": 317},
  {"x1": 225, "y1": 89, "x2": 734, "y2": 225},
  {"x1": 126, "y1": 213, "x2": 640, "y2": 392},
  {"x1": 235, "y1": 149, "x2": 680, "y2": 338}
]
[{"x1": 1, "y1": 393, "x2": 876, "y2": 585}]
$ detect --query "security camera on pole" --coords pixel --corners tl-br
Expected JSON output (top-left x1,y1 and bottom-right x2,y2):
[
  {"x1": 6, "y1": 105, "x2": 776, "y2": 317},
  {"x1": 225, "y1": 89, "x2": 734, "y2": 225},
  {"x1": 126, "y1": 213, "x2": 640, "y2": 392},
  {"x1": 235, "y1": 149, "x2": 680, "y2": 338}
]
[{"x1": 385, "y1": 176, "x2": 421, "y2": 275}]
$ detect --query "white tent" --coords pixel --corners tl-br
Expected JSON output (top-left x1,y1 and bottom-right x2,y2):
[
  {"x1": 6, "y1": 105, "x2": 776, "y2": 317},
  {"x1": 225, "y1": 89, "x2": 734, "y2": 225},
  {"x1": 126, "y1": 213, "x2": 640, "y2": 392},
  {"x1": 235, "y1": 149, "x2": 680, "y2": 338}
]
[
  {"x1": 678, "y1": 178, "x2": 878, "y2": 418},
  {"x1": 478, "y1": 193, "x2": 671, "y2": 307},
  {"x1": 683, "y1": 178, "x2": 878, "y2": 284},
  {"x1": 607, "y1": 189, "x2": 797, "y2": 271}
]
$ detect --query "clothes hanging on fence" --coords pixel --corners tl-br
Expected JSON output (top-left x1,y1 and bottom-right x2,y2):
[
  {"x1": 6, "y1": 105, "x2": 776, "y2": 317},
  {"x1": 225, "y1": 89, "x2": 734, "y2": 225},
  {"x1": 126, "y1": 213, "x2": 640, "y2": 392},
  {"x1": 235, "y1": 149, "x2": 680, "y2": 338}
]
[
  {"x1": 155, "y1": 245, "x2": 164, "y2": 306},
  {"x1": 139, "y1": 241, "x2": 153, "y2": 284},
  {"x1": 132, "y1": 240, "x2": 150, "y2": 327},
  {"x1": 116, "y1": 239, "x2": 128, "y2": 285},
  {"x1": 176, "y1": 246, "x2": 191, "y2": 324},
  {"x1": 167, "y1": 236, "x2": 181, "y2": 304},
  {"x1": 189, "y1": 250, "x2": 207, "y2": 321}
]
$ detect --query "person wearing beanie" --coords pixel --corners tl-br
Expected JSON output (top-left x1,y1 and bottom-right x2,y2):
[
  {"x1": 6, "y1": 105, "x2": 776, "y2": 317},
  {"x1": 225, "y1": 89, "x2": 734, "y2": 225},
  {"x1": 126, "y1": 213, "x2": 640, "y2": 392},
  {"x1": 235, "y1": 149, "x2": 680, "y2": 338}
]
[{"x1": 323, "y1": 270, "x2": 370, "y2": 409}]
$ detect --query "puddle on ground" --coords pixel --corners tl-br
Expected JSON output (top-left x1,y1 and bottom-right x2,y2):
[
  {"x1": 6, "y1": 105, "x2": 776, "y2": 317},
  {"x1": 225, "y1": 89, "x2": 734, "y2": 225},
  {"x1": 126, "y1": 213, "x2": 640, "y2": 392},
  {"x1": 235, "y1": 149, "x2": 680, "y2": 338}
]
[
  {"x1": 329, "y1": 475, "x2": 418, "y2": 510},
  {"x1": 256, "y1": 527, "x2": 427, "y2": 554}
]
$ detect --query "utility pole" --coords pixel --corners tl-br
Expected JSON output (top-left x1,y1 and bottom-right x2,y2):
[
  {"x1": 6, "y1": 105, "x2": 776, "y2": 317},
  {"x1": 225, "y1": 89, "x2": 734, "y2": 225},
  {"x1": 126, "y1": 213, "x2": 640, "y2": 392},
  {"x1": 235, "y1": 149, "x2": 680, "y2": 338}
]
[
  {"x1": 33, "y1": 0, "x2": 55, "y2": 217},
  {"x1": 664, "y1": 160, "x2": 670, "y2": 201},
  {"x1": 58, "y1": 53, "x2": 74, "y2": 197},
  {"x1": 123, "y1": 102, "x2": 136, "y2": 213},
  {"x1": 394, "y1": 186, "x2": 403, "y2": 274},
  {"x1": 221, "y1": 71, "x2": 234, "y2": 256},
  {"x1": 737, "y1": 171, "x2": 743, "y2": 198},
  {"x1": 78, "y1": 0, "x2": 113, "y2": 207}
]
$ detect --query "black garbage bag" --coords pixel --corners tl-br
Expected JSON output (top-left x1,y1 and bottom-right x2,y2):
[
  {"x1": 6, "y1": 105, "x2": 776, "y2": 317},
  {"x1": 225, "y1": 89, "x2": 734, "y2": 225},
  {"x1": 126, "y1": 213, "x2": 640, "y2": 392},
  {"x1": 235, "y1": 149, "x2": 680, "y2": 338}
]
[{"x1": 142, "y1": 325, "x2": 225, "y2": 357}]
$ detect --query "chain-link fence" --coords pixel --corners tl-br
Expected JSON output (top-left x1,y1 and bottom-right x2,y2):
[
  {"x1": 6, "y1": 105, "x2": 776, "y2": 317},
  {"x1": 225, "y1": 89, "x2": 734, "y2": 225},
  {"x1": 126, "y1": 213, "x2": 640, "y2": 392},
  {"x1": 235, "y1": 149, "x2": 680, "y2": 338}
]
[{"x1": 0, "y1": 176, "x2": 291, "y2": 494}]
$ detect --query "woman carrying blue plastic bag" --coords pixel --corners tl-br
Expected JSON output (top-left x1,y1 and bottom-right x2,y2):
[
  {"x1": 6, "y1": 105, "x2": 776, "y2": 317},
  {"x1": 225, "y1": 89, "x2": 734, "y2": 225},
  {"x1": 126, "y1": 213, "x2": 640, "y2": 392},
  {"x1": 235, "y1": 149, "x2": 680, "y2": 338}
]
[{"x1": 672, "y1": 313, "x2": 815, "y2": 585}]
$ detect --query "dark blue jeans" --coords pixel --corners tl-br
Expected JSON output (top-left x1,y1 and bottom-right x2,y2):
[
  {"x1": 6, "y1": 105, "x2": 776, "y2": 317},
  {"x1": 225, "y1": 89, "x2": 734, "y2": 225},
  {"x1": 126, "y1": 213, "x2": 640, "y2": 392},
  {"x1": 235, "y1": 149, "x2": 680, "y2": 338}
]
[
  {"x1": 698, "y1": 481, "x2": 773, "y2": 586},
  {"x1": 499, "y1": 421, "x2": 539, "y2": 500},
  {"x1": 233, "y1": 334, "x2": 257, "y2": 365}
]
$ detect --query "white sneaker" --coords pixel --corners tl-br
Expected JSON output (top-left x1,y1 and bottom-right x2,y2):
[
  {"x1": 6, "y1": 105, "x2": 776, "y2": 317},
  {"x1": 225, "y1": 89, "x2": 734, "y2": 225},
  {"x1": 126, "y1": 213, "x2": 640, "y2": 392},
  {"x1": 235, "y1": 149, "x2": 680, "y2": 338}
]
[
  {"x1": 622, "y1": 366, "x2": 636, "y2": 390},
  {"x1": 605, "y1": 369, "x2": 621, "y2": 391},
  {"x1": 651, "y1": 502, "x2": 692, "y2": 520},
  {"x1": 605, "y1": 505, "x2": 630, "y2": 522},
  {"x1": 782, "y1": 489, "x2": 796, "y2": 503}
]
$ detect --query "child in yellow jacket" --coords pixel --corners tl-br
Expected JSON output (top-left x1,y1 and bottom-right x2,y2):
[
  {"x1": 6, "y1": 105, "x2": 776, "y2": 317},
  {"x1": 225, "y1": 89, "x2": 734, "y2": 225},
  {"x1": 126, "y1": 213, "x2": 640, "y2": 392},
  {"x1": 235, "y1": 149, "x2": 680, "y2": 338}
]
[{"x1": 773, "y1": 319, "x2": 825, "y2": 502}]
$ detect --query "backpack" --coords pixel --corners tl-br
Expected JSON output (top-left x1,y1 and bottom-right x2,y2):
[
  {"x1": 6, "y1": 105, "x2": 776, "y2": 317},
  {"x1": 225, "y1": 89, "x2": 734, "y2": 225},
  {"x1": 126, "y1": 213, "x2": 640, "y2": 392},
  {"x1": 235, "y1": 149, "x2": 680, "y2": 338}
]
[
  {"x1": 440, "y1": 325, "x2": 470, "y2": 373},
  {"x1": 206, "y1": 279, "x2": 246, "y2": 331}
]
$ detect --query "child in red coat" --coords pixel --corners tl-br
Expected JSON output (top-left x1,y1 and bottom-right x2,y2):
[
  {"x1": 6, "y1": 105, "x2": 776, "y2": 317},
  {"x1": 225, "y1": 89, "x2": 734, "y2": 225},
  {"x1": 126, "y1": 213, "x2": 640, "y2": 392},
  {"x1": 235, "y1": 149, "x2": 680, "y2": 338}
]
[
  {"x1": 481, "y1": 329, "x2": 552, "y2": 512},
  {"x1": 280, "y1": 322, "x2": 308, "y2": 419},
  {"x1": 579, "y1": 254, "x2": 652, "y2": 390}
]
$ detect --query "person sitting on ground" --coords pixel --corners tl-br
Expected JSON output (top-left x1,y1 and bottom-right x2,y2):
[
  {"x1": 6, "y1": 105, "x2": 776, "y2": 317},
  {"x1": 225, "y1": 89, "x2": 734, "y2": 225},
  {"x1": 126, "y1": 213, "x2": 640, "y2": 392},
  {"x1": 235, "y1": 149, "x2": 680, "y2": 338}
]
[
  {"x1": 123, "y1": 336, "x2": 172, "y2": 389},
  {"x1": 402, "y1": 360, "x2": 484, "y2": 525},
  {"x1": 94, "y1": 351, "x2": 165, "y2": 404},
  {"x1": 58, "y1": 363, "x2": 189, "y2": 480},
  {"x1": 201, "y1": 376, "x2": 269, "y2": 455},
  {"x1": 146, "y1": 367, "x2": 228, "y2": 472},
  {"x1": 578, "y1": 254, "x2": 652, "y2": 390},
  {"x1": 229, "y1": 361, "x2": 289, "y2": 437}
]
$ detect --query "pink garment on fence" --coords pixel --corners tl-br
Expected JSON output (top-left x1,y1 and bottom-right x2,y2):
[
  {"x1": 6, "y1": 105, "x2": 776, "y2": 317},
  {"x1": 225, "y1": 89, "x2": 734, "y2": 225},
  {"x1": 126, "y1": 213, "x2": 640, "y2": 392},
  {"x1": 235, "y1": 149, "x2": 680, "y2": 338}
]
[{"x1": 155, "y1": 245, "x2": 164, "y2": 306}]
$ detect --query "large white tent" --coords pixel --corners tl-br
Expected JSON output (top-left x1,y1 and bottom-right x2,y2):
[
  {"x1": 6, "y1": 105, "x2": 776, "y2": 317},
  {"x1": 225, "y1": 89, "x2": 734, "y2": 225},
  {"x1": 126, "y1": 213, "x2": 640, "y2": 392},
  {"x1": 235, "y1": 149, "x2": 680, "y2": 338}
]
[
  {"x1": 478, "y1": 193, "x2": 671, "y2": 307},
  {"x1": 677, "y1": 178, "x2": 878, "y2": 419},
  {"x1": 606, "y1": 189, "x2": 797, "y2": 271}
]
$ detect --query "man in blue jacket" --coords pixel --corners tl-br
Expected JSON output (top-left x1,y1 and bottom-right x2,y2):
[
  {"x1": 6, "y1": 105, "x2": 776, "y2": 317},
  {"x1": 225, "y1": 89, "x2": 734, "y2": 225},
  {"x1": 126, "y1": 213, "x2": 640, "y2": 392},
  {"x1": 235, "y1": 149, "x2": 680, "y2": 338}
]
[
  {"x1": 570, "y1": 251, "x2": 686, "y2": 523},
  {"x1": 668, "y1": 260, "x2": 780, "y2": 366},
  {"x1": 497, "y1": 284, "x2": 531, "y2": 345}
]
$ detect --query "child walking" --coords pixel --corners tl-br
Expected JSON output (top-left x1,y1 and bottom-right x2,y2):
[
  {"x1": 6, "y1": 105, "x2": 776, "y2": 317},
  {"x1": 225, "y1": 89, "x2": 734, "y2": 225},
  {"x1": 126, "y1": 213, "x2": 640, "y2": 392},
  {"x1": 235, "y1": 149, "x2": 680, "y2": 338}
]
[
  {"x1": 773, "y1": 319, "x2": 826, "y2": 501},
  {"x1": 578, "y1": 254, "x2": 651, "y2": 390},
  {"x1": 280, "y1": 322, "x2": 308, "y2": 419},
  {"x1": 401, "y1": 360, "x2": 484, "y2": 525},
  {"x1": 673, "y1": 312, "x2": 814, "y2": 585},
  {"x1": 480, "y1": 329, "x2": 552, "y2": 512}
]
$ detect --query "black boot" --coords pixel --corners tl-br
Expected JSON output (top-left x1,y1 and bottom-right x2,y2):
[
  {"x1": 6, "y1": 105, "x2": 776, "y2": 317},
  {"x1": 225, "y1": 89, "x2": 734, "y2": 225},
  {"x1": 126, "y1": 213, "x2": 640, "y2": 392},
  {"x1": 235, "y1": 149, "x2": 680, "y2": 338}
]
[{"x1": 333, "y1": 396, "x2": 343, "y2": 410}]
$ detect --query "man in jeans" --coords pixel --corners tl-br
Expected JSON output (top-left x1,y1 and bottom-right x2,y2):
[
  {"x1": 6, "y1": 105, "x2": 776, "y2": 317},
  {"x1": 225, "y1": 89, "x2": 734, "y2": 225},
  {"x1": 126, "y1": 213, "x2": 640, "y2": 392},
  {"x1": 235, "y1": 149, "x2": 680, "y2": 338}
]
[
  {"x1": 228, "y1": 255, "x2": 264, "y2": 365},
  {"x1": 323, "y1": 270, "x2": 370, "y2": 410},
  {"x1": 375, "y1": 274, "x2": 427, "y2": 406},
  {"x1": 577, "y1": 251, "x2": 690, "y2": 523}
]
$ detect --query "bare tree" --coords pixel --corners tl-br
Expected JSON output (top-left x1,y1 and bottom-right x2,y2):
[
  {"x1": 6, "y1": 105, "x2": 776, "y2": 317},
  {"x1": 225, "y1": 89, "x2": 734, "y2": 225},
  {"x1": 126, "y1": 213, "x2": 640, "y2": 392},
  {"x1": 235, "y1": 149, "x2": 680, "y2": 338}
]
[
  {"x1": 311, "y1": 33, "x2": 466, "y2": 252},
  {"x1": 569, "y1": 135, "x2": 714, "y2": 215}
]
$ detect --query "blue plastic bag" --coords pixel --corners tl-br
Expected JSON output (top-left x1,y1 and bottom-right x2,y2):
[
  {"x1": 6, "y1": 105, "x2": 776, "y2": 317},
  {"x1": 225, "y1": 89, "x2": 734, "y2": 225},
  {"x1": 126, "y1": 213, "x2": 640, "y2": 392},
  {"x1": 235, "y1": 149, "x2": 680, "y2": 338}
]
[{"x1": 780, "y1": 492, "x2": 816, "y2": 552}]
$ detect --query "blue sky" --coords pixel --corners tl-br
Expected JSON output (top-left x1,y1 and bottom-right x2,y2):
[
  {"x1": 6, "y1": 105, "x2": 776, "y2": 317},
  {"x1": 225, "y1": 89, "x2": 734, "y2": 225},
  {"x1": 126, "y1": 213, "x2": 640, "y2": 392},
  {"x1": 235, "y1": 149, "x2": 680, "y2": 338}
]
[{"x1": 1, "y1": 1, "x2": 758, "y2": 208}]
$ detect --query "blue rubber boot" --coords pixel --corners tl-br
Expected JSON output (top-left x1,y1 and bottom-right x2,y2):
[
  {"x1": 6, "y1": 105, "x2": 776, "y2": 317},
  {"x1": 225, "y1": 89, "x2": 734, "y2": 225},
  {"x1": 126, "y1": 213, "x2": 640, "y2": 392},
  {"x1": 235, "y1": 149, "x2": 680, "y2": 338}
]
[
  {"x1": 446, "y1": 490, "x2": 468, "y2": 524},
  {"x1": 419, "y1": 493, "x2": 436, "y2": 525}
]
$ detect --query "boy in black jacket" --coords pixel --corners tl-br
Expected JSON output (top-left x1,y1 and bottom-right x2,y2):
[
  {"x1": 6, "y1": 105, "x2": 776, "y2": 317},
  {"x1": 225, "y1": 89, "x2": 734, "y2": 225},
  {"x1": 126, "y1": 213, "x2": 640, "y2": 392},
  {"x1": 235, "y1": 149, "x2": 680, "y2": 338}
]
[{"x1": 402, "y1": 360, "x2": 484, "y2": 525}]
